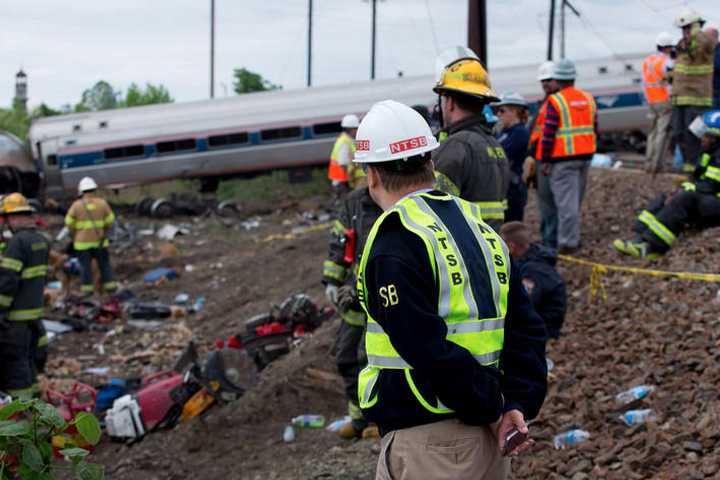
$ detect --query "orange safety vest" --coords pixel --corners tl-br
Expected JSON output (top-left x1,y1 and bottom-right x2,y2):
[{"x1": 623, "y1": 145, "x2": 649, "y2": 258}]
[
  {"x1": 642, "y1": 53, "x2": 670, "y2": 104},
  {"x1": 530, "y1": 100, "x2": 548, "y2": 159},
  {"x1": 328, "y1": 132, "x2": 354, "y2": 182},
  {"x1": 547, "y1": 86, "x2": 597, "y2": 158}
]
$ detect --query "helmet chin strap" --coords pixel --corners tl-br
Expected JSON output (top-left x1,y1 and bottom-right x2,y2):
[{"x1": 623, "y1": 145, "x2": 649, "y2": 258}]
[{"x1": 435, "y1": 95, "x2": 444, "y2": 130}]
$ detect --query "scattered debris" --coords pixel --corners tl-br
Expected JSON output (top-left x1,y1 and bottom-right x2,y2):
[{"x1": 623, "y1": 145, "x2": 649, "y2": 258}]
[
  {"x1": 619, "y1": 409, "x2": 656, "y2": 426},
  {"x1": 143, "y1": 268, "x2": 179, "y2": 283},
  {"x1": 291, "y1": 415, "x2": 325, "y2": 428},
  {"x1": 157, "y1": 224, "x2": 191, "y2": 240},
  {"x1": 615, "y1": 385, "x2": 655, "y2": 405},
  {"x1": 553, "y1": 430, "x2": 591, "y2": 450}
]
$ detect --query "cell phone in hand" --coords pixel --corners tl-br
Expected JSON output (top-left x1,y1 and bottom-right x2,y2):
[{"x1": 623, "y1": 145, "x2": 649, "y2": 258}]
[{"x1": 502, "y1": 427, "x2": 529, "y2": 456}]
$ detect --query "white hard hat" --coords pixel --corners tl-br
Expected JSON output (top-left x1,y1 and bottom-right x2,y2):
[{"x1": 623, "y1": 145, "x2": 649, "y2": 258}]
[
  {"x1": 551, "y1": 59, "x2": 577, "y2": 80},
  {"x1": 353, "y1": 100, "x2": 439, "y2": 164},
  {"x1": 435, "y1": 46, "x2": 479, "y2": 82},
  {"x1": 493, "y1": 92, "x2": 528, "y2": 108},
  {"x1": 655, "y1": 32, "x2": 675, "y2": 47},
  {"x1": 537, "y1": 61, "x2": 555, "y2": 81},
  {"x1": 78, "y1": 176, "x2": 98, "y2": 194},
  {"x1": 341, "y1": 114, "x2": 359, "y2": 129},
  {"x1": 674, "y1": 8, "x2": 703, "y2": 28}
]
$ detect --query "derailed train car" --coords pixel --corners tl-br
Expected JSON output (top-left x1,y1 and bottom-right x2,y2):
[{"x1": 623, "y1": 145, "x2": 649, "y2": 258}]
[
  {"x1": 27, "y1": 54, "x2": 648, "y2": 198},
  {"x1": 0, "y1": 131, "x2": 41, "y2": 198}
]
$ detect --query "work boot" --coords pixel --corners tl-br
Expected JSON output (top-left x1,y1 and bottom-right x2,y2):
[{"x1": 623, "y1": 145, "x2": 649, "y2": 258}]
[
  {"x1": 612, "y1": 239, "x2": 661, "y2": 260},
  {"x1": 337, "y1": 418, "x2": 368, "y2": 440}
]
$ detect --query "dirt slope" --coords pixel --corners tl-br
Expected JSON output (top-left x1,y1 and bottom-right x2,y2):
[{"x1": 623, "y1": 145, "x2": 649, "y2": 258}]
[{"x1": 47, "y1": 169, "x2": 719, "y2": 479}]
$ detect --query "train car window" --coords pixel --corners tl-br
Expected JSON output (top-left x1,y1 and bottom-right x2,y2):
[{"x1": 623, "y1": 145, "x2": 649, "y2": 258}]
[
  {"x1": 72, "y1": 124, "x2": 82, "y2": 133},
  {"x1": 99, "y1": 121, "x2": 108, "y2": 128},
  {"x1": 260, "y1": 126, "x2": 302, "y2": 142},
  {"x1": 47, "y1": 154, "x2": 58, "y2": 166},
  {"x1": 208, "y1": 132, "x2": 249, "y2": 148},
  {"x1": 104, "y1": 144, "x2": 144, "y2": 160},
  {"x1": 313, "y1": 122, "x2": 342, "y2": 136},
  {"x1": 157, "y1": 138, "x2": 197, "y2": 154}
]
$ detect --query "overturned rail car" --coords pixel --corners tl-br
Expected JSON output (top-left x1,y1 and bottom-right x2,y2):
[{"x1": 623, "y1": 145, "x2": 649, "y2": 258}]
[{"x1": 28, "y1": 54, "x2": 648, "y2": 198}]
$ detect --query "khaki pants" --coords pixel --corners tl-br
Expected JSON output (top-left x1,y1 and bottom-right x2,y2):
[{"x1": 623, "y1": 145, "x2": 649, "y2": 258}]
[
  {"x1": 375, "y1": 419, "x2": 510, "y2": 480},
  {"x1": 645, "y1": 101, "x2": 672, "y2": 173}
]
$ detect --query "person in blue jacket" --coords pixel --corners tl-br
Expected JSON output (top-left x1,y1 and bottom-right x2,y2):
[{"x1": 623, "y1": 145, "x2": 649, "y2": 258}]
[
  {"x1": 494, "y1": 93, "x2": 531, "y2": 222},
  {"x1": 500, "y1": 221, "x2": 567, "y2": 339}
]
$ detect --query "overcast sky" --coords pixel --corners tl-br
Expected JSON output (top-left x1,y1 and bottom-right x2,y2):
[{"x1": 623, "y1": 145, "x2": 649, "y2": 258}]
[{"x1": 0, "y1": 0, "x2": 716, "y2": 109}]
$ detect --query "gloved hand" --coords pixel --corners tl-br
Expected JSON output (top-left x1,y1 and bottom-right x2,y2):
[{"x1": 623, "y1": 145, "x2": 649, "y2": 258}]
[
  {"x1": 337, "y1": 285, "x2": 359, "y2": 311},
  {"x1": 325, "y1": 284, "x2": 339, "y2": 306}
]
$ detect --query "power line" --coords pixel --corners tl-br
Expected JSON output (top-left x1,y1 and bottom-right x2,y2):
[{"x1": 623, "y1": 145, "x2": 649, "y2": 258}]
[{"x1": 424, "y1": 0, "x2": 440, "y2": 55}]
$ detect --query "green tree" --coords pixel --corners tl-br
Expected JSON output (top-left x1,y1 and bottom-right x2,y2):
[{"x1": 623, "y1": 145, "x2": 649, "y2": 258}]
[
  {"x1": 75, "y1": 80, "x2": 119, "y2": 112},
  {"x1": 0, "y1": 103, "x2": 30, "y2": 140},
  {"x1": 121, "y1": 83, "x2": 174, "y2": 107},
  {"x1": 232, "y1": 68, "x2": 281, "y2": 95},
  {"x1": 32, "y1": 103, "x2": 61, "y2": 118}
]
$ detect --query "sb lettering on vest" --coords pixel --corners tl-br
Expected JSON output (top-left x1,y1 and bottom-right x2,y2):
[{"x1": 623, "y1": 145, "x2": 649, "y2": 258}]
[{"x1": 379, "y1": 284, "x2": 399, "y2": 307}]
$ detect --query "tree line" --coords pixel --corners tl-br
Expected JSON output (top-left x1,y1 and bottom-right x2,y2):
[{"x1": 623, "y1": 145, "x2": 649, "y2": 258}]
[{"x1": 0, "y1": 68, "x2": 280, "y2": 141}]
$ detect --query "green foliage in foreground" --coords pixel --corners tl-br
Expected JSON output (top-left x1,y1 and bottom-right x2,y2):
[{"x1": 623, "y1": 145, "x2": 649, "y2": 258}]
[{"x1": 0, "y1": 399, "x2": 103, "y2": 480}]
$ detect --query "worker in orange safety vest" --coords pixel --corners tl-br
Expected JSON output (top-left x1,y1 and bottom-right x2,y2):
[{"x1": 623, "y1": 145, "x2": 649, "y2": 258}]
[
  {"x1": 328, "y1": 114, "x2": 360, "y2": 199},
  {"x1": 642, "y1": 32, "x2": 676, "y2": 173}
]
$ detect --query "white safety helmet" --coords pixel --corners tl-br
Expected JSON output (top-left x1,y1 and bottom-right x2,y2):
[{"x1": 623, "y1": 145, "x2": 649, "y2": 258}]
[
  {"x1": 674, "y1": 8, "x2": 703, "y2": 28},
  {"x1": 537, "y1": 61, "x2": 555, "y2": 81},
  {"x1": 493, "y1": 92, "x2": 528, "y2": 108},
  {"x1": 78, "y1": 176, "x2": 98, "y2": 195},
  {"x1": 655, "y1": 31, "x2": 675, "y2": 48},
  {"x1": 353, "y1": 100, "x2": 439, "y2": 164},
  {"x1": 341, "y1": 114, "x2": 360, "y2": 129},
  {"x1": 435, "y1": 46, "x2": 479, "y2": 82},
  {"x1": 551, "y1": 59, "x2": 577, "y2": 81}
]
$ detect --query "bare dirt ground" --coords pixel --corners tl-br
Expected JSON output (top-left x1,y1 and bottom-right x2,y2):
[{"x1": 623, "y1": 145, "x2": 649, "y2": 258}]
[{"x1": 43, "y1": 168, "x2": 720, "y2": 479}]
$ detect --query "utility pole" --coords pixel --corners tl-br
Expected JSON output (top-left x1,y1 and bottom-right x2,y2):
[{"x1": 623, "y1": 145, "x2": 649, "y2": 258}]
[
  {"x1": 560, "y1": 0, "x2": 565, "y2": 58},
  {"x1": 210, "y1": 0, "x2": 215, "y2": 98},
  {"x1": 547, "y1": 0, "x2": 555, "y2": 61},
  {"x1": 307, "y1": 0, "x2": 313, "y2": 86},
  {"x1": 467, "y1": 0, "x2": 488, "y2": 68},
  {"x1": 370, "y1": 0, "x2": 377, "y2": 79},
  {"x1": 560, "y1": 0, "x2": 581, "y2": 59}
]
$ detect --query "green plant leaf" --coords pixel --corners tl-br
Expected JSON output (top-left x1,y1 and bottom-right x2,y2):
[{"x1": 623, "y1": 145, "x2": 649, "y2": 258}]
[
  {"x1": 0, "y1": 400, "x2": 32, "y2": 420},
  {"x1": 21, "y1": 442, "x2": 44, "y2": 472},
  {"x1": 74, "y1": 461, "x2": 104, "y2": 480},
  {"x1": 32, "y1": 402, "x2": 65, "y2": 430},
  {"x1": 15, "y1": 463, "x2": 52, "y2": 480},
  {"x1": 60, "y1": 447, "x2": 90, "y2": 462},
  {"x1": 73, "y1": 413, "x2": 102, "y2": 446},
  {"x1": 0, "y1": 420, "x2": 31, "y2": 437}
]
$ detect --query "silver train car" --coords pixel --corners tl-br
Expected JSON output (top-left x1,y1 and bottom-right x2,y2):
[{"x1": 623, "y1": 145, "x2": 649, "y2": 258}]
[{"x1": 28, "y1": 54, "x2": 648, "y2": 198}]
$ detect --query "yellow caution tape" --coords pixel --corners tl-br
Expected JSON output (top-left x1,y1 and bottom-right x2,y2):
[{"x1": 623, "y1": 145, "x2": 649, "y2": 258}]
[
  {"x1": 262, "y1": 222, "x2": 330, "y2": 242},
  {"x1": 559, "y1": 254, "x2": 720, "y2": 302}
]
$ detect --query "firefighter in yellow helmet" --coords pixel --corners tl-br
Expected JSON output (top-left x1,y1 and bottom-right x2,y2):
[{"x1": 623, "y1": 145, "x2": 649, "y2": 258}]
[
  {"x1": 65, "y1": 177, "x2": 117, "y2": 295},
  {"x1": 0, "y1": 193, "x2": 49, "y2": 399},
  {"x1": 432, "y1": 56, "x2": 510, "y2": 231}
]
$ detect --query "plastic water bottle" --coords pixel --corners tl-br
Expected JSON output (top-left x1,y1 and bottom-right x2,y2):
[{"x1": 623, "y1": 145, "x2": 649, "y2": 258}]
[
  {"x1": 191, "y1": 296, "x2": 206, "y2": 313},
  {"x1": 291, "y1": 414, "x2": 325, "y2": 428},
  {"x1": 553, "y1": 430, "x2": 590, "y2": 450},
  {"x1": 546, "y1": 357, "x2": 555, "y2": 372},
  {"x1": 282, "y1": 425, "x2": 295, "y2": 443},
  {"x1": 619, "y1": 409, "x2": 656, "y2": 426},
  {"x1": 326, "y1": 416, "x2": 352, "y2": 432},
  {"x1": 615, "y1": 385, "x2": 655, "y2": 405}
]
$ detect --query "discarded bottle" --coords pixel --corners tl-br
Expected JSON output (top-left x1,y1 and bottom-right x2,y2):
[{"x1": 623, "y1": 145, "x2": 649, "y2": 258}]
[
  {"x1": 619, "y1": 409, "x2": 656, "y2": 426},
  {"x1": 174, "y1": 293, "x2": 190, "y2": 305},
  {"x1": 291, "y1": 414, "x2": 325, "y2": 428},
  {"x1": 283, "y1": 425, "x2": 295, "y2": 443},
  {"x1": 326, "y1": 416, "x2": 352, "y2": 432},
  {"x1": 546, "y1": 357, "x2": 555, "y2": 373},
  {"x1": 190, "y1": 296, "x2": 206, "y2": 313},
  {"x1": 553, "y1": 430, "x2": 590, "y2": 450},
  {"x1": 615, "y1": 385, "x2": 655, "y2": 405}
]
